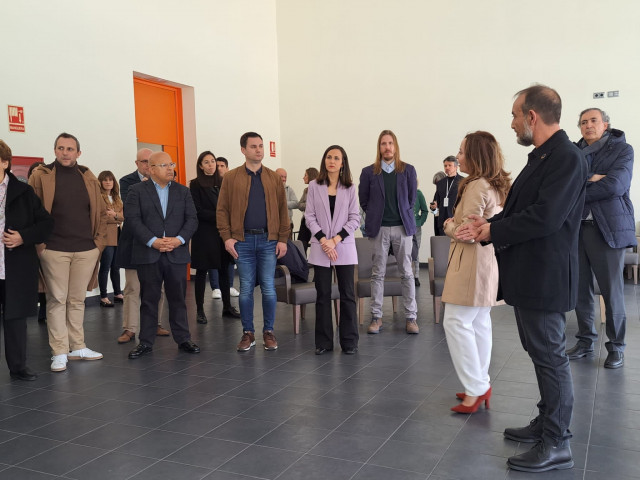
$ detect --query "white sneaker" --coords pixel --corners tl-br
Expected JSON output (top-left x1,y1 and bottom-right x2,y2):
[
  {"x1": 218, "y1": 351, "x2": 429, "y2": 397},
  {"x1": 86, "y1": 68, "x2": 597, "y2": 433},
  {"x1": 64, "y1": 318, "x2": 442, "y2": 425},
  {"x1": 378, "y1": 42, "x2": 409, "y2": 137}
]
[
  {"x1": 230, "y1": 287, "x2": 240, "y2": 297},
  {"x1": 68, "y1": 347, "x2": 103, "y2": 361},
  {"x1": 51, "y1": 354, "x2": 68, "y2": 372},
  {"x1": 212, "y1": 289, "x2": 222, "y2": 299}
]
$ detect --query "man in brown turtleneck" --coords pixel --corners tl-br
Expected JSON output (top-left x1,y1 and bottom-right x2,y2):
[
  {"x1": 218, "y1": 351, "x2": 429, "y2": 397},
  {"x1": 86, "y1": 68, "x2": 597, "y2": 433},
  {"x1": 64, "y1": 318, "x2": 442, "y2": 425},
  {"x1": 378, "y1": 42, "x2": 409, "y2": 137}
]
[{"x1": 29, "y1": 133, "x2": 107, "y2": 373}]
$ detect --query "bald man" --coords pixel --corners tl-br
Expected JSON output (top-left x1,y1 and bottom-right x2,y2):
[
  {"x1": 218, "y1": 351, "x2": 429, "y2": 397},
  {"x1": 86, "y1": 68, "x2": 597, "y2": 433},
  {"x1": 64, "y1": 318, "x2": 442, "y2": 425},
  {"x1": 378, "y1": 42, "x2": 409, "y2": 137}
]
[
  {"x1": 124, "y1": 152, "x2": 199, "y2": 359},
  {"x1": 116, "y1": 149, "x2": 170, "y2": 344},
  {"x1": 276, "y1": 168, "x2": 298, "y2": 237}
]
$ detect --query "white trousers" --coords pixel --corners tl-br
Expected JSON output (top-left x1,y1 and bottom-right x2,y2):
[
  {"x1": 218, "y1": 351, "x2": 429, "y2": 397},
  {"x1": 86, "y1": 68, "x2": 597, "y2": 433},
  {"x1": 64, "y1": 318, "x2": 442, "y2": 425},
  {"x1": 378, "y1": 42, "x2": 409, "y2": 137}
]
[{"x1": 443, "y1": 303, "x2": 492, "y2": 396}]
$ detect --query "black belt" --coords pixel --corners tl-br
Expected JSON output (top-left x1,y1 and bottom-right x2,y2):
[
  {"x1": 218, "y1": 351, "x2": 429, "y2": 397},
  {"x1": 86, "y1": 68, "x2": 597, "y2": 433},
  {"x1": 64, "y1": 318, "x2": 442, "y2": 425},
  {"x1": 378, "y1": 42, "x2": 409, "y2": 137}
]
[
  {"x1": 244, "y1": 228, "x2": 266, "y2": 234},
  {"x1": 582, "y1": 219, "x2": 596, "y2": 226}
]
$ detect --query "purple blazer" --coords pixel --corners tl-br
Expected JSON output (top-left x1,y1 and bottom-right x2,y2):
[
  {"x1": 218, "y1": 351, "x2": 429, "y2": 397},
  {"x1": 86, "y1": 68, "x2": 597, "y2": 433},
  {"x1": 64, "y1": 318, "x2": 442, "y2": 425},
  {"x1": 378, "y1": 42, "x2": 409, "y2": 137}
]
[{"x1": 305, "y1": 180, "x2": 360, "y2": 267}]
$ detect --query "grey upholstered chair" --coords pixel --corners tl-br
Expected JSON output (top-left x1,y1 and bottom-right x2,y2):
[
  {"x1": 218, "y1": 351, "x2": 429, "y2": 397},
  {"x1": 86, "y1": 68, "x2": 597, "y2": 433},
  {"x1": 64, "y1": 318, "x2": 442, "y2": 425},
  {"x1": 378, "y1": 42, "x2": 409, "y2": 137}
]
[
  {"x1": 354, "y1": 237, "x2": 402, "y2": 325},
  {"x1": 274, "y1": 240, "x2": 339, "y2": 334},
  {"x1": 428, "y1": 235, "x2": 451, "y2": 323}
]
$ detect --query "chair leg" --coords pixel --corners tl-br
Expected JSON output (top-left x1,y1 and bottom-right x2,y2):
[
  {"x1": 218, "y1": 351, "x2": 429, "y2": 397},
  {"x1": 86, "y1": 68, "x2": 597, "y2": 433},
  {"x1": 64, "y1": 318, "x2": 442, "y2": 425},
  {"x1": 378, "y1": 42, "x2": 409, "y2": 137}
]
[
  {"x1": 392, "y1": 296, "x2": 397, "y2": 313},
  {"x1": 293, "y1": 305, "x2": 301, "y2": 334},
  {"x1": 334, "y1": 300, "x2": 340, "y2": 327},
  {"x1": 634, "y1": 265, "x2": 638, "y2": 285},
  {"x1": 434, "y1": 296, "x2": 442, "y2": 324},
  {"x1": 599, "y1": 295, "x2": 605, "y2": 324},
  {"x1": 359, "y1": 298, "x2": 364, "y2": 325},
  {"x1": 627, "y1": 266, "x2": 632, "y2": 279}
]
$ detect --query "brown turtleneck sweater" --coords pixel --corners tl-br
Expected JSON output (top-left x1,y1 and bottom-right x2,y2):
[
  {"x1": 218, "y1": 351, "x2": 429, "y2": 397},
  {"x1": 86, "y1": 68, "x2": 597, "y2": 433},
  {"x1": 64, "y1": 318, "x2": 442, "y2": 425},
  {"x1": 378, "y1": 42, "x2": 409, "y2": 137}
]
[{"x1": 46, "y1": 161, "x2": 95, "y2": 252}]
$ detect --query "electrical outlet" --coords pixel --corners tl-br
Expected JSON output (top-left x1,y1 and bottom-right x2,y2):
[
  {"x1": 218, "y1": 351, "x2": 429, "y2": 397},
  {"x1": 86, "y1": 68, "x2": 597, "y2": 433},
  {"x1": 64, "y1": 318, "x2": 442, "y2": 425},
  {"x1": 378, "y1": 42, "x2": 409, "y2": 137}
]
[
  {"x1": 607, "y1": 90, "x2": 619, "y2": 97},
  {"x1": 593, "y1": 92, "x2": 605, "y2": 99}
]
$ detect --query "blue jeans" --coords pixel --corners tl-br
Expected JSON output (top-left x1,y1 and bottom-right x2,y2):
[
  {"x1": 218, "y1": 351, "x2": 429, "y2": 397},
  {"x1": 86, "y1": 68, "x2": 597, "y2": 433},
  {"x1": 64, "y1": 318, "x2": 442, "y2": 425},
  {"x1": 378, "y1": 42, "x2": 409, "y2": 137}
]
[
  {"x1": 208, "y1": 263, "x2": 235, "y2": 290},
  {"x1": 98, "y1": 246, "x2": 122, "y2": 298},
  {"x1": 234, "y1": 233, "x2": 277, "y2": 332}
]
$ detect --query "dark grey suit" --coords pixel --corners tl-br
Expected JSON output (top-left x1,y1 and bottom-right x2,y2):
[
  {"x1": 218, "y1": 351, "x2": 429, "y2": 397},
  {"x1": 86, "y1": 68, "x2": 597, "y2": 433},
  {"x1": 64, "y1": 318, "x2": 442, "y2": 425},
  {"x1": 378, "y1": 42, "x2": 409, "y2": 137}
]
[{"x1": 125, "y1": 180, "x2": 198, "y2": 346}]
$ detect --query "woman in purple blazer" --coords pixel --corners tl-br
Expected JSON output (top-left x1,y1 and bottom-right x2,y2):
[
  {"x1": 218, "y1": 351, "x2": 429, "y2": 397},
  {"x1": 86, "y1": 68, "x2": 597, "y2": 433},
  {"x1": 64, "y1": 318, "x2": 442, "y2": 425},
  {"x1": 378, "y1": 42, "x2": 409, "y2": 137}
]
[{"x1": 305, "y1": 145, "x2": 360, "y2": 355}]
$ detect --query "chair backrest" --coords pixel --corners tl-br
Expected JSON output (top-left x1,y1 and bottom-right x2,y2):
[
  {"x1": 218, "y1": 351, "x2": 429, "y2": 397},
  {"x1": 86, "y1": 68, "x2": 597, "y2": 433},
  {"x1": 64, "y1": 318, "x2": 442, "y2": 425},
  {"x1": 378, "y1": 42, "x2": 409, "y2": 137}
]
[
  {"x1": 355, "y1": 236, "x2": 401, "y2": 279},
  {"x1": 293, "y1": 239, "x2": 306, "y2": 259},
  {"x1": 430, "y1": 235, "x2": 451, "y2": 278}
]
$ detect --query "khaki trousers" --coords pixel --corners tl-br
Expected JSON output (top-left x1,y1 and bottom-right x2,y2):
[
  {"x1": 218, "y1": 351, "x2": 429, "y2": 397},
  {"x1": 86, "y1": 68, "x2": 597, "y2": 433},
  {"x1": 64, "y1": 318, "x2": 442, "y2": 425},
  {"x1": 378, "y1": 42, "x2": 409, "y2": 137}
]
[
  {"x1": 40, "y1": 248, "x2": 100, "y2": 355},
  {"x1": 122, "y1": 268, "x2": 166, "y2": 333}
]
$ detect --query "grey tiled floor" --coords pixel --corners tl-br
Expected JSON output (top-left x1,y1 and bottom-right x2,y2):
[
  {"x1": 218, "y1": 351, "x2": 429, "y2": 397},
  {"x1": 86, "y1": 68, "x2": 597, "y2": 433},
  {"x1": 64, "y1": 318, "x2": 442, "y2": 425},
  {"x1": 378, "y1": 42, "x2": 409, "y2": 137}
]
[{"x1": 0, "y1": 273, "x2": 638, "y2": 480}]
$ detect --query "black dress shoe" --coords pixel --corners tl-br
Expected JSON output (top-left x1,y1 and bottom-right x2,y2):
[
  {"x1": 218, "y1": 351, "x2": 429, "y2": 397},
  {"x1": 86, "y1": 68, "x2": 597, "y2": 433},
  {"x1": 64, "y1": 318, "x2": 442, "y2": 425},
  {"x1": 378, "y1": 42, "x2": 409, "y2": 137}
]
[
  {"x1": 128, "y1": 343, "x2": 153, "y2": 359},
  {"x1": 507, "y1": 441, "x2": 573, "y2": 472},
  {"x1": 10, "y1": 368, "x2": 38, "y2": 381},
  {"x1": 222, "y1": 306, "x2": 241, "y2": 318},
  {"x1": 604, "y1": 351, "x2": 624, "y2": 369},
  {"x1": 504, "y1": 417, "x2": 543, "y2": 443},
  {"x1": 565, "y1": 343, "x2": 593, "y2": 360},
  {"x1": 113, "y1": 296, "x2": 124, "y2": 304},
  {"x1": 315, "y1": 347, "x2": 332, "y2": 355},
  {"x1": 342, "y1": 347, "x2": 358, "y2": 355},
  {"x1": 196, "y1": 311, "x2": 208, "y2": 324},
  {"x1": 179, "y1": 341, "x2": 201, "y2": 353}
]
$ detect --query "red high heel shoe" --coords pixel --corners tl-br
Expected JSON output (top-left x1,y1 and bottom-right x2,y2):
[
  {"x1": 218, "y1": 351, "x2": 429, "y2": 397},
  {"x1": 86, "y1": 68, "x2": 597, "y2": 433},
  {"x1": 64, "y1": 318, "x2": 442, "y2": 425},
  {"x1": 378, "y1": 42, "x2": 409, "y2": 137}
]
[
  {"x1": 451, "y1": 386, "x2": 491, "y2": 414},
  {"x1": 456, "y1": 392, "x2": 465, "y2": 400}
]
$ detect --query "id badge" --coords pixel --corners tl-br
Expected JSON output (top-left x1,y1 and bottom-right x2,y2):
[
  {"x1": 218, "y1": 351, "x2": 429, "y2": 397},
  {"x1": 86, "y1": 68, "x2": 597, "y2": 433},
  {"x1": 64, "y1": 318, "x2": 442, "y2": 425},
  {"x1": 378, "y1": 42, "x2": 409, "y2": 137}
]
[{"x1": 443, "y1": 197, "x2": 449, "y2": 208}]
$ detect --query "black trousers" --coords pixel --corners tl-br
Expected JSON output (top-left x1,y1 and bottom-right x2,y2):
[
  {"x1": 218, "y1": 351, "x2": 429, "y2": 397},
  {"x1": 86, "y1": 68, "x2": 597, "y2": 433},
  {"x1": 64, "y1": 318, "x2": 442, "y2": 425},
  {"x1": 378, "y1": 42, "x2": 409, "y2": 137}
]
[
  {"x1": 314, "y1": 265, "x2": 358, "y2": 350},
  {"x1": 137, "y1": 254, "x2": 191, "y2": 346},
  {"x1": 0, "y1": 280, "x2": 28, "y2": 373},
  {"x1": 514, "y1": 306, "x2": 574, "y2": 445},
  {"x1": 195, "y1": 253, "x2": 231, "y2": 310}
]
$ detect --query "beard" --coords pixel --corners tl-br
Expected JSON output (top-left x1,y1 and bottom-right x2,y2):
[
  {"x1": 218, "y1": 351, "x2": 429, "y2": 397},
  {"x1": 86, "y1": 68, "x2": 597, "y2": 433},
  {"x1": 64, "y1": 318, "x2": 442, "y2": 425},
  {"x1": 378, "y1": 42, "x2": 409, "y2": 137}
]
[{"x1": 516, "y1": 120, "x2": 534, "y2": 146}]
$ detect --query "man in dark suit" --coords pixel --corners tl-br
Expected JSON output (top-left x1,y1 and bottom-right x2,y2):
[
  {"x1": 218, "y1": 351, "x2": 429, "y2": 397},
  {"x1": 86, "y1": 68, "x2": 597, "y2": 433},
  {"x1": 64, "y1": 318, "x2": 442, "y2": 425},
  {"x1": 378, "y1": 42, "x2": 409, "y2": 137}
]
[
  {"x1": 125, "y1": 151, "x2": 199, "y2": 359},
  {"x1": 430, "y1": 156, "x2": 462, "y2": 235},
  {"x1": 458, "y1": 85, "x2": 587, "y2": 473},
  {"x1": 116, "y1": 148, "x2": 170, "y2": 343}
]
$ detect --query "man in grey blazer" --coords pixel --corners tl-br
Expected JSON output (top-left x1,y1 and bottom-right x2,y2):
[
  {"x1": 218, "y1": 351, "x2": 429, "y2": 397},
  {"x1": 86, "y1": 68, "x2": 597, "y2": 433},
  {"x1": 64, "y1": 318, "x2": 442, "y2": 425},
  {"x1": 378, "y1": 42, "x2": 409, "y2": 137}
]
[{"x1": 124, "y1": 151, "x2": 200, "y2": 359}]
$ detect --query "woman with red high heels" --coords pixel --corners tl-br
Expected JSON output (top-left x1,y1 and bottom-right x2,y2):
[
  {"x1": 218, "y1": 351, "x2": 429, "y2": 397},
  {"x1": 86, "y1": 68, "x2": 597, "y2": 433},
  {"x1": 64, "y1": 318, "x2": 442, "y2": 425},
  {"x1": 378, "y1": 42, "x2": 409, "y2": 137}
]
[{"x1": 442, "y1": 131, "x2": 511, "y2": 413}]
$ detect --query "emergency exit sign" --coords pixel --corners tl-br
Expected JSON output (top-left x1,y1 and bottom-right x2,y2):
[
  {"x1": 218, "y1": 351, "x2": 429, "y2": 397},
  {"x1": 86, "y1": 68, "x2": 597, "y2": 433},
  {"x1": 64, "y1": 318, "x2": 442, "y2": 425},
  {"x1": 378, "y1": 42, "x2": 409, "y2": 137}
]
[{"x1": 8, "y1": 105, "x2": 25, "y2": 132}]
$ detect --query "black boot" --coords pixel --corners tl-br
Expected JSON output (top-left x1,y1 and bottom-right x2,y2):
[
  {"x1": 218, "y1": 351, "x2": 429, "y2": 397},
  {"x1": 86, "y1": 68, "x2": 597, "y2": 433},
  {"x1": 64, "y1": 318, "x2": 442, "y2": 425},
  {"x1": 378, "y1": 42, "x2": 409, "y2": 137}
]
[
  {"x1": 507, "y1": 440, "x2": 573, "y2": 472},
  {"x1": 196, "y1": 309, "x2": 208, "y2": 324}
]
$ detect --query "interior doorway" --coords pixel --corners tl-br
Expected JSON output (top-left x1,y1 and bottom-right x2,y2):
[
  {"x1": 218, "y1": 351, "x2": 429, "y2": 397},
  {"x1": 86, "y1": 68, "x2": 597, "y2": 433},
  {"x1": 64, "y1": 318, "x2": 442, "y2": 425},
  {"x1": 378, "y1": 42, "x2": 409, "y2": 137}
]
[{"x1": 133, "y1": 77, "x2": 186, "y2": 185}]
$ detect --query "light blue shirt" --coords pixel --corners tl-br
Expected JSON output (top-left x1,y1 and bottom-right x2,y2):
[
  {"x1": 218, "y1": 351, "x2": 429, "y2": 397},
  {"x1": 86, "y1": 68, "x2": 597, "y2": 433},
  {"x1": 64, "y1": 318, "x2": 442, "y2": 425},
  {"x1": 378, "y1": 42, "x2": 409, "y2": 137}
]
[
  {"x1": 146, "y1": 180, "x2": 185, "y2": 247},
  {"x1": 381, "y1": 160, "x2": 395, "y2": 174}
]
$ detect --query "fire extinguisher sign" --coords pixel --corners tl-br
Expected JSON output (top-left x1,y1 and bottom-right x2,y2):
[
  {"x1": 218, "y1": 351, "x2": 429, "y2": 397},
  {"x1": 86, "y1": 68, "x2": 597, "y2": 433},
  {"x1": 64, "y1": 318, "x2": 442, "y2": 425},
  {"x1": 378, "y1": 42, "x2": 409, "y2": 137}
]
[
  {"x1": 270, "y1": 141, "x2": 276, "y2": 158},
  {"x1": 8, "y1": 105, "x2": 25, "y2": 133}
]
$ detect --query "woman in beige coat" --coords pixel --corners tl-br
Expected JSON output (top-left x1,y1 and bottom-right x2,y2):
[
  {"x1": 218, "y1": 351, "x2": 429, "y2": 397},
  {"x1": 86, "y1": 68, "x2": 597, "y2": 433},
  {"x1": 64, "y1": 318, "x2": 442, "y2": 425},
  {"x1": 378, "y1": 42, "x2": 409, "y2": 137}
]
[{"x1": 442, "y1": 131, "x2": 511, "y2": 413}]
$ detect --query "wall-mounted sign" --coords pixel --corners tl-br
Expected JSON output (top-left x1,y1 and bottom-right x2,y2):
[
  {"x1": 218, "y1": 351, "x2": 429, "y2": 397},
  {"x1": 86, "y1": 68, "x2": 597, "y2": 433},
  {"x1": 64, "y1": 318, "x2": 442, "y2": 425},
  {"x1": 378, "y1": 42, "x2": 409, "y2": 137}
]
[
  {"x1": 270, "y1": 141, "x2": 276, "y2": 158},
  {"x1": 8, "y1": 105, "x2": 25, "y2": 132}
]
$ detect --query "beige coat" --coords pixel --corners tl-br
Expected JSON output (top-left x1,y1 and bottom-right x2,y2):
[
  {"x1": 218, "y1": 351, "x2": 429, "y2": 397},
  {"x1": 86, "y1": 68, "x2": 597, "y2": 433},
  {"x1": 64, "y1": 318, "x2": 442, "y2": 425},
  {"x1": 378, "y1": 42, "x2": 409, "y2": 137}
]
[
  {"x1": 442, "y1": 178, "x2": 503, "y2": 307},
  {"x1": 29, "y1": 163, "x2": 108, "y2": 291}
]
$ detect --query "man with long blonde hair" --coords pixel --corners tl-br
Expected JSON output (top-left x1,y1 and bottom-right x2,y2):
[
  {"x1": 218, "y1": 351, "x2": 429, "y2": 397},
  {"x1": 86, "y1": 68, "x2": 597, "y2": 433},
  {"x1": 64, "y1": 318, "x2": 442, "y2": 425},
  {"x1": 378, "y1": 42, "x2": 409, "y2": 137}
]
[{"x1": 359, "y1": 130, "x2": 419, "y2": 334}]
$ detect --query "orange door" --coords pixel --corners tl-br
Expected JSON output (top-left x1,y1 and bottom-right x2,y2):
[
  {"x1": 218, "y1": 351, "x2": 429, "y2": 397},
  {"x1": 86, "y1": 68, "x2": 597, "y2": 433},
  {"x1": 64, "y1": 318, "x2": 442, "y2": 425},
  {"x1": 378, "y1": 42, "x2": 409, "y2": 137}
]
[{"x1": 133, "y1": 77, "x2": 186, "y2": 185}]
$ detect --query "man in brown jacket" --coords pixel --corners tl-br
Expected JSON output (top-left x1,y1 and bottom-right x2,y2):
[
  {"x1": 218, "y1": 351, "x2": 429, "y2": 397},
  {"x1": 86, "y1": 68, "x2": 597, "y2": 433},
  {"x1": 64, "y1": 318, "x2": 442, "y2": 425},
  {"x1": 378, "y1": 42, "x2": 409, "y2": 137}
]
[
  {"x1": 29, "y1": 133, "x2": 107, "y2": 372},
  {"x1": 217, "y1": 132, "x2": 289, "y2": 352}
]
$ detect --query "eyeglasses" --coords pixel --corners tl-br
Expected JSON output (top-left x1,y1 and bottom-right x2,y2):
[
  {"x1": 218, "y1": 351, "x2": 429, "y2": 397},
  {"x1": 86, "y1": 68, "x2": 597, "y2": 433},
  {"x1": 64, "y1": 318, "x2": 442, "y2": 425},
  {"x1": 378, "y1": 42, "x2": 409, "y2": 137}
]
[
  {"x1": 150, "y1": 163, "x2": 176, "y2": 169},
  {"x1": 137, "y1": 159, "x2": 149, "y2": 164}
]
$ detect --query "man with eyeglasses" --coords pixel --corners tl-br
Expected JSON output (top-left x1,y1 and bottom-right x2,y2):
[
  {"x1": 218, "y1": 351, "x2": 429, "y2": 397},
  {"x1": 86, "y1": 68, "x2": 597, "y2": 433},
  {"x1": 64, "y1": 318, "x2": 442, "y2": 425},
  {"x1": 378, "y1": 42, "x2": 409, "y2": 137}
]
[
  {"x1": 116, "y1": 149, "x2": 171, "y2": 345},
  {"x1": 125, "y1": 151, "x2": 199, "y2": 359}
]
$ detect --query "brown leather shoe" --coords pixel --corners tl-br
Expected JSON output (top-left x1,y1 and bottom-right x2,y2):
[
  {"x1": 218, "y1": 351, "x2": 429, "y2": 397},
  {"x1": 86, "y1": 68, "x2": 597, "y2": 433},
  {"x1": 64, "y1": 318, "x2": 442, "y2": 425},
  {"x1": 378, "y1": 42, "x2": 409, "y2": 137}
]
[
  {"x1": 117, "y1": 330, "x2": 135, "y2": 344},
  {"x1": 367, "y1": 318, "x2": 382, "y2": 334},
  {"x1": 263, "y1": 331, "x2": 278, "y2": 351},
  {"x1": 156, "y1": 326, "x2": 170, "y2": 336},
  {"x1": 237, "y1": 331, "x2": 256, "y2": 352},
  {"x1": 406, "y1": 319, "x2": 420, "y2": 334}
]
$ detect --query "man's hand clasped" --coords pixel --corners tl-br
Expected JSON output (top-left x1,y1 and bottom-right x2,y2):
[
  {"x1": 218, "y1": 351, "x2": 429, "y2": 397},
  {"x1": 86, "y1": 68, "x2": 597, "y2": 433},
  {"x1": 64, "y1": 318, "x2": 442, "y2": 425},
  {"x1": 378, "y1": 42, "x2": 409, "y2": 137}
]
[{"x1": 455, "y1": 214, "x2": 491, "y2": 243}]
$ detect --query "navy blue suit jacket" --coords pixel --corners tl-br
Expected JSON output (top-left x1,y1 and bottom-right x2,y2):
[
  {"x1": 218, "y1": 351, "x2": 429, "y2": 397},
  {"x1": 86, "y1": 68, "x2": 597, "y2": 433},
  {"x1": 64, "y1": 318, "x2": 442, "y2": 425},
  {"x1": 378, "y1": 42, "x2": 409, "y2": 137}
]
[{"x1": 125, "y1": 180, "x2": 198, "y2": 265}]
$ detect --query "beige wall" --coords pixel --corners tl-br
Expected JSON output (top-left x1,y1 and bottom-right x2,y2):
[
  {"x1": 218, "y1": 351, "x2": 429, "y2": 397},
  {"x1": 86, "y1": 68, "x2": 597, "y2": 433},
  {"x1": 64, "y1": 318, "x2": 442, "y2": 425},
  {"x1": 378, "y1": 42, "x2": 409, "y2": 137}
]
[{"x1": 276, "y1": 0, "x2": 640, "y2": 252}]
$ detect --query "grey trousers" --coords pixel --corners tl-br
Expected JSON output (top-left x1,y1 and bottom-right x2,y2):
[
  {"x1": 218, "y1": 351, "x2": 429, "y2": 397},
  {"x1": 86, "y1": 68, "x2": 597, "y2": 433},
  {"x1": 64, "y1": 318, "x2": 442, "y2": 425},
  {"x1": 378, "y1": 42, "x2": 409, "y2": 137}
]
[
  {"x1": 574, "y1": 222, "x2": 626, "y2": 352},
  {"x1": 370, "y1": 226, "x2": 417, "y2": 320}
]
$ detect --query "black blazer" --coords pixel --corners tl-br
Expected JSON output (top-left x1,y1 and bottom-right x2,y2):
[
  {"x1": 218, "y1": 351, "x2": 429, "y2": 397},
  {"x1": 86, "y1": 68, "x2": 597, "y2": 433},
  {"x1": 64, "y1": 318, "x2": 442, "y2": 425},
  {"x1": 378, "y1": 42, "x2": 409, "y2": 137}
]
[
  {"x1": 4, "y1": 173, "x2": 54, "y2": 319},
  {"x1": 119, "y1": 170, "x2": 141, "y2": 205},
  {"x1": 189, "y1": 178, "x2": 226, "y2": 270},
  {"x1": 432, "y1": 174, "x2": 462, "y2": 235},
  {"x1": 489, "y1": 130, "x2": 587, "y2": 312},
  {"x1": 125, "y1": 180, "x2": 198, "y2": 265}
]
